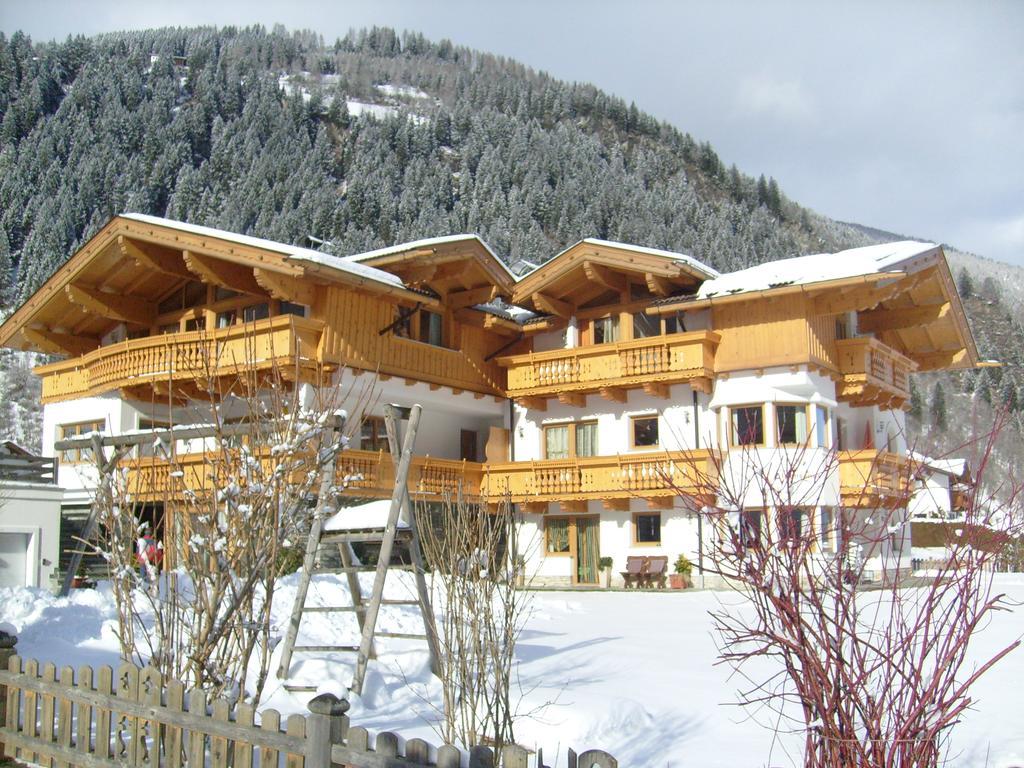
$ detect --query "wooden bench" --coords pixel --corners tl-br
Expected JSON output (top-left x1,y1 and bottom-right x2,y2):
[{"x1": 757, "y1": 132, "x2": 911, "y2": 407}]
[
  {"x1": 620, "y1": 556, "x2": 648, "y2": 588},
  {"x1": 640, "y1": 556, "x2": 669, "y2": 589}
]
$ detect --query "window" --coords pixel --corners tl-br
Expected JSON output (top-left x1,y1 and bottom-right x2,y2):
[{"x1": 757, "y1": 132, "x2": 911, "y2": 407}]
[
  {"x1": 184, "y1": 316, "x2": 205, "y2": 332},
  {"x1": 632, "y1": 311, "x2": 661, "y2": 339},
  {"x1": 280, "y1": 301, "x2": 308, "y2": 318},
  {"x1": 593, "y1": 316, "x2": 619, "y2": 344},
  {"x1": 633, "y1": 513, "x2": 662, "y2": 544},
  {"x1": 631, "y1": 415, "x2": 659, "y2": 448},
  {"x1": 243, "y1": 303, "x2": 270, "y2": 323},
  {"x1": 779, "y1": 508, "x2": 804, "y2": 543},
  {"x1": 820, "y1": 506, "x2": 835, "y2": 552},
  {"x1": 418, "y1": 310, "x2": 444, "y2": 346},
  {"x1": 815, "y1": 406, "x2": 830, "y2": 448},
  {"x1": 730, "y1": 406, "x2": 765, "y2": 446},
  {"x1": 57, "y1": 420, "x2": 105, "y2": 463},
  {"x1": 835, "y1": 315, "x2": 849, "y2": 341},
  {"x1": 361, "y1": 416, "x2": 390, "y2": 452},
  {"x1": 740, "y1": 510, "x2": 763, "y2": 549},
  {"x1": 216, "y1": 309, "x2": 237, "y2": 329},
  {"x1": 575, "y1": 421, "x2": 598, "y2": 457},
  {"x1": 158, "y1": 282, "x2": 206, "y2": 314},
  {"x1": 663, "y1": 311, "x2": 686, "y2": 335},
  {"x1": 215, "y1": 287, "x2": 241, "y2": 302},
  {"x1": 546, "y1": 518, "x2": 571, "y2": 554},
  {"x1": 544, "y1": 425, "x2": 570, "y2": 459},
  {"x1": 393, "y1": 307, "x2": 446, "y2": 347},
  {"x1": 775, "y1": 404, "x2": 809, "y2": 446},
  {"x1": 544, "y1": 421, "x2": 598, "y2": 459}
]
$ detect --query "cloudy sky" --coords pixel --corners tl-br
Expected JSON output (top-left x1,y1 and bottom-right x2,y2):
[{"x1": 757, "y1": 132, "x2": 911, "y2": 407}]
[{"x1": 5, "y1": 1, "x2": 1024, "y2": 265}]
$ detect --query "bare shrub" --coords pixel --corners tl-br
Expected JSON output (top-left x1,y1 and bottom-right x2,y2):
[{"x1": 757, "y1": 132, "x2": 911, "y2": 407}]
[
  {"x1": 414, "y1": 494, "x2": 534, "y2": 751},
  {"x1": 672, "y1": 411, "x2": 1023, "y2": 768}
]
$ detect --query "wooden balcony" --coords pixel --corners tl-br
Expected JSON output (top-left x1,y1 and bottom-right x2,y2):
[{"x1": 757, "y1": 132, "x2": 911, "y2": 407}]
[
  {"x1": 124, "y1": 448, "x2": 484, "y2": 503},
  {"x1": 480, "y1": 450, "x2": 719, "y2": 509},
  {"x1": 839, "y1": 450, "x2": 912, "y2": 508},
  {"x1": 498, "y1": 330, "x2": 719, "y2": 402},
  {"x1": 835, "y1": 337, "x2": 917, "y2": 409},
  {"x1": 36, "y1": 315, "x2": 326, "y2": 403}
]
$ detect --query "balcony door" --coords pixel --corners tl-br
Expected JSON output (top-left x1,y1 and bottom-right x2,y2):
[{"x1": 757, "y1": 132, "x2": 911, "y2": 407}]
[
  {"x1": 547, "y1": 515, "x2": 601, "y2": 586},
  {"x1": 575, "y1": 517, "x2": 600, "y2": 585}
]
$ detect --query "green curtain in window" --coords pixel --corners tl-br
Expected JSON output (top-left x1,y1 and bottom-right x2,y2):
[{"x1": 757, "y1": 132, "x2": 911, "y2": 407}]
[
  {"x1": 576, "y1": 517, "x2": 600, "y2": 584},
  {"x1": 547, "y1": 518, "x2": 570, "y2": 553}
]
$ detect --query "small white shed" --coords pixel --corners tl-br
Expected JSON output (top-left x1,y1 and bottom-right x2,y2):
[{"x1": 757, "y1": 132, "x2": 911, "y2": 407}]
[{"x1": 0, "y1": 441, "x2": 63, "y2": 589}]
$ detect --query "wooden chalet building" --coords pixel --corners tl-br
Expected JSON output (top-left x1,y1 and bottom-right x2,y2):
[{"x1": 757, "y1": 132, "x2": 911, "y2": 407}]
[{"x1": 0, "y1": 214, "x2": 979, "y2": 586}]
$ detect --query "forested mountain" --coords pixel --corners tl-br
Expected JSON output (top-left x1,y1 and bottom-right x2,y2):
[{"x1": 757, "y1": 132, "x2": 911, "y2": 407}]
[{"x1": 0, "y1": 24, "x2": 1020, "y2": 484}]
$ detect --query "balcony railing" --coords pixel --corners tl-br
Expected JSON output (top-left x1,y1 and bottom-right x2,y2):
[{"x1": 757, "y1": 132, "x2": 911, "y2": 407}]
[
  {"x1": 498, "y1": 330, "x2": 719, "y2": 399},
  {"x1": 835, "y1": 337, "x2": 917, "y2": 407},
  {"x1": 838, "y1": 449, "x2": 912, "y2": 507},
  {"x1": 480, "y1": 450, "x2": 719, "y2": 504},
  {"x1": 36, "y1": 315, "x2": 326, "y2": 403},
  {"x1": 124, "y1": 448, "x2": 485, "y2": 503}
]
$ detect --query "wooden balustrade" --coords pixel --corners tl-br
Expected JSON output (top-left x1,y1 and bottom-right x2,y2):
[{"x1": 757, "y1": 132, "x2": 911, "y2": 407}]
[
  {"x1": 36, "y1": 315, "x2": 326, "y2": 403},
  {"x1": 838, "y1": 450, "x2": 912, "y2": 507},
  {"x1": 835, "y1": 337, "x2": 917, "y2": 408},
  {"x1": 481, "y1": 450, "x2": 719, "y2": 504},
  {"x1": 124, "y1": 449, "x2": 485, "y2": 503},
  {"x1": 499, "y1": 330, "x2": 719, "y2": 398}
]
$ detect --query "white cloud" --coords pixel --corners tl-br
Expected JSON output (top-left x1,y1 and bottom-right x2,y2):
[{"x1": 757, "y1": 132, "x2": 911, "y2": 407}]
[{"x1": 735, "y1": 74, "x2": 814, "y2": 123}]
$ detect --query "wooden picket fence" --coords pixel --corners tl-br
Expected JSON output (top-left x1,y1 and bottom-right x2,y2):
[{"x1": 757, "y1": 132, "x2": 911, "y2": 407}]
[{"x1": 0, "y1": 653, "x2": 618, "y2": 768}]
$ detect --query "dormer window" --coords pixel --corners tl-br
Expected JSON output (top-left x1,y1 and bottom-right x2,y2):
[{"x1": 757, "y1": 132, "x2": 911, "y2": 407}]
[{"x1": 593, "y1": 316, "x2": 619, "y2": 344}]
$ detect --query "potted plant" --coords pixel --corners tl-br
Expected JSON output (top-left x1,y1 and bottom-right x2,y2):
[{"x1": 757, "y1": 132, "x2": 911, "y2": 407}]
[
  {"x1": 599, "y1": 556, "x2": 613, "y2": 588},
  {"x1": 669, "y1": 554, "x2": 692, "y2": 589}
]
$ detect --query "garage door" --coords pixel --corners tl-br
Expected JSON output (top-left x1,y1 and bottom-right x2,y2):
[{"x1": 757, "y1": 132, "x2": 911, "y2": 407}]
[{"x1": 0, "y1": 531, "x2": 30, "y2": 588}]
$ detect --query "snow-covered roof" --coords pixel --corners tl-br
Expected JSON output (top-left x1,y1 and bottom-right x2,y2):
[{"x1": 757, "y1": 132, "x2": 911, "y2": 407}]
[
  {"x1": 909, "y1": 452, "x2": 969, "y2": 478},
  {"x1": 323, "y1": 499, "x2": 408, "y2": 531},
  {"x1": 121, "y1": 213, "x2": 405, "y2": 289},
  {"x1": 697, "y1": 241, "x2": 939, "y2": 299},
  {"x1": 344, "y1": 233, "x2": 516, "y2": 279},
  {"x1": 579, "y1": 238, "x2": 720, "y2": 279}
]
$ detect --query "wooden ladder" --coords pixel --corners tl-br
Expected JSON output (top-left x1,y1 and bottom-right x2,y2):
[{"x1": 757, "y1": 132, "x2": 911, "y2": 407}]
[{"x1": 276, "y1": 404, "x2": 441, "y2": 696}]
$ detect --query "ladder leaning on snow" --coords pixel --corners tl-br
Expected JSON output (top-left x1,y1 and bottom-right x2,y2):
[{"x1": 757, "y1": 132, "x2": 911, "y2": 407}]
[{"x1": 276, "y1": 403, "x2": 441, "y2": 696}]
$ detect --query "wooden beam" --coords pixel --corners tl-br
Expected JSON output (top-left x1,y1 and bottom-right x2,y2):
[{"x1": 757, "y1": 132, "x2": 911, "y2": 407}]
[
  {"x1": 602, "y1": 498, "x2": 630, "y2": 512},
  {"x1": 599, "y1": 387, "x2": 627, "y2": 404},
  {"x1": 399, "y1": 264, "x2": 436, "y2": 284},
  {"x1": 558, "y1": 392, "x2": 586, "y2": 408},
  {"x1": 643, "y1": 496, "x2": 674, "y2": 510},
  {"x1": 533, "y1": 292, "x2": 574, "y2": 319},
  {"x1": 523, "y1": 502, "x2": 547, "y2": 515},
  {"x1": 448, "y1": 285, "x2": 500, "y2": 310},
  {"x1": 912, "y1": 348, "x2": 968, "y2": 370},
  {"x1": 645, "y1": 272, "x2": 673, "y2": 297},
  {"x1": 119, "y1": 236, "x2": 192, "y2": 279},
  {"x1": 813, "y1": 270, "x2": 930, "y2": 315},
  {"x1": 642, "y1": 382, "x2": 670, "y2": 399},
  {"x1": 65, "y1": 284, "x2": 156, "y2": 325},
  {"x1": 22, "y1": 326, "x2": 100, "y2": 356},
  {"x1": 857, "y1": 302, "x2": 950, "y2": 334},
  {"x1": 691, "y1": 377, "x2": 712, "y2": 395},
  {"x1": 253, "y1": 268, "x2": 316, "y2": 305},
  {"x1": 183, "y1": 251, "x2": 265, "y2": 295},
  {"x1": 583, "y1": 261, "x2": 626, "y2": 292},
  {"x1": 515, "y1": 396, "x2": 548, "y2": 412},
  {"x1": 559, "y1": 500, "x2": 588, "y2": 514}
]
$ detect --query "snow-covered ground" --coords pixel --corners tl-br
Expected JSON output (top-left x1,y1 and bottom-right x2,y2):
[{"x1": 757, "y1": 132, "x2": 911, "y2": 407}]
[{"x1": 2, "y1": 575, "x2": 1023, "y2": 767}]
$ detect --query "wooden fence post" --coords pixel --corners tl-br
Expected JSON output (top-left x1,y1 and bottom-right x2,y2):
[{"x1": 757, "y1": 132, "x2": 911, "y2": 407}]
[
  {"x1": 0, "y1": 631, "x2": 16, "y2": 759},
  {"x1": 306, "y1": 693, "x2": 349, "y2": 768}
]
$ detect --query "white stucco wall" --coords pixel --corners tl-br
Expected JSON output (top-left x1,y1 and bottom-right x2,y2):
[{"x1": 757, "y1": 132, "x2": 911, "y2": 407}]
[{"x1": 0, "y1": 481, "x2": 64, "y2": 589}]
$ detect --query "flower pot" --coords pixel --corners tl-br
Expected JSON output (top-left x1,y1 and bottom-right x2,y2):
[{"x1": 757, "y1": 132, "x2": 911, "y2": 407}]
[{"x1": 669, "y1": 573, "x2": 689, "y2": 590}]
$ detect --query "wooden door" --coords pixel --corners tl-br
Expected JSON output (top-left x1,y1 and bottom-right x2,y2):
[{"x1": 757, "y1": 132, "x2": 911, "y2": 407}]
[{"x1": 460, "y1": 429, "x2": 478, "y2": 461}]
